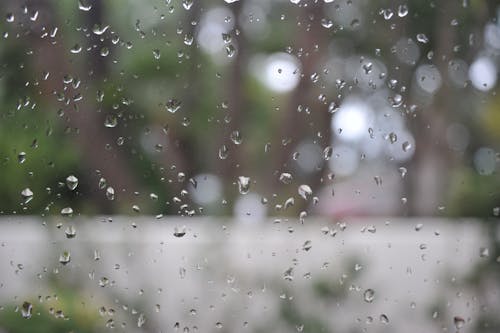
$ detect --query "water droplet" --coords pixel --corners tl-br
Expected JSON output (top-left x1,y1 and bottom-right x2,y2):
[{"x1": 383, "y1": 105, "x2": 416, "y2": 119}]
[
  {"x1": 132, "y1": 205, "x2": 140, "y2": 213},
  {"x1": 61, "y1": 207, "x2": 73, "y2": 216},
  {"x1": 104, "y1": 114, "x2": 117, "y2": 128},
  {"x1": 18, "y1": 152, "x2": 26, "y2": 163},
  {"x1": 397, "y1": 4, "x2": 408, "y2": 17},
  {"x1": 137, "y1": 313, "x2": 146, "y2": 328},
  {"x1": 70, "y1": 44, "x2": 82, "y2": 54},
  {"x1": 153, "y1": 49, "x2": 161, "y2": 60},
  {"x1": 389, "y1": 132, "x2": 397, "y2": 143},
  {"x1": 6, "y1": 13, "x2": 14, "y2": 23},
  {"x1": 218, "y1": 145, "x2": 229, "y2": 159},
  {"x1": 479, "y1": 247, "x2": 489, "y2": 258},
  {"x1": 66, "y1": 175, "x2": 78, "y2": 190},
  {"x1": 454, "y1": 316, "x2": 465, "y2": 329},
  {"x1": 224, "y1": 0, "x2": 239, "y2": 3},
  {"x1": 99, "y1": 277, "x2": 109, "y2": 287},
  {"x1": 238, "y1": 176, "x2": 251, "y2": 194},
  {"x1": 402, "y1": 141, "x2": 412, "y2": 152},
  {"x1": 78, "y1": 0, "x2": 92, "y2": 11},
  {"x1": 99, "y1": 187, "x2": 114, "y2": 203},
  {"x1": 173, "y1": 226, "x2": 187, "y2": 237},
  {"x1": 182, "y1": 0, "x2": 193, "y2": 10},
  {"x1": 65, "y1": 225, "x2": 76, "y2": 239},
  {"x1": 225, "y1": 44, "x2": 236, "y2": 57},
  {"x1": 100, "y1": 47, "x2": 109, "y2": 57},
  {"x1": 398, "y1": 167, "x2": 407, "y2": 178},
  {"x1": 416, "y1": 33, "x2": 429, "y2": 44},
  {"x1": 298, "y1": 184, "x2": 312, "y2": 200},
  {"x1": 166, "y1": 98, "x2": 181, "y2": 113},
  {"x1": 323, "y1": 146, "x2": 333, "y2": 160},
  {"x1": 21, "y1": 301, "x2": 32, "y2": 318},
  {"x1": 321, "y1": 18, "x2": 333, "y2": 29},
  {"x1": 363, "y1": 289, "x2": 375, "y2": 303},
  {"x1": 279, "y1": 172, "x2": 293, "y2": 184},
  {"x1": 59, "y1": 251, "x2": 71, "y2": 265},
  {"x1": 21, "y1": 188, "x2": 33, "y2": 204},
  {"x1": 380, "y1": 314, "x2": 389, "y2": 324},
  {"x1": 92, "y1": 24, "x2": 109, "y2": 35},
  {"x1": 283, "y1": 267, "x2": 294, "y2": 281},
  {"x1": 230, "y1": 130, "x2": 243, "y2": 145},
  {"x1": 302, "y1": 240, "x2": 312, "y2": 251}
]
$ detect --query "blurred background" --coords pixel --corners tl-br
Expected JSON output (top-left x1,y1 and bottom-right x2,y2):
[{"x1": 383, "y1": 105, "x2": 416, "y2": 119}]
[
  {"x1": 0, "y1": 0, "x2": 500, "y2": 332},
  {"x1": 0, "y1": 0, "x2": 498, "y2": 219}
]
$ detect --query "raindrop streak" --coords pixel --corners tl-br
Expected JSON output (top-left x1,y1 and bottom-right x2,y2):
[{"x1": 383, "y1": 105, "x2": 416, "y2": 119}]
[
  {"x1": 66, "y1": 175, "x2": 78, "y2": 190},
  {"x1": 363, "y1": 289, "x2": 375, "y2": 303},
  {"x1": 238, "y1": 176, "x2": 251, "y2": 194}
]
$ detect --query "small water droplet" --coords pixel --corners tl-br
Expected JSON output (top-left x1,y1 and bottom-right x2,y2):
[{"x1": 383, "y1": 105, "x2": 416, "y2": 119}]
[
  {"x1": 402, "y1": 141, "x2": 412, "y2": 152},
  {"x1": 279, "y1": 172, "x2": 293, "y2": 184},
  {"x1": 416, "y1": 33, "x2": 429, "y2": 44},
  {"x1": 104, "y1": 114, "x2": 117, "y2": 128},
  {"x1": 323, "y1": 146, "x2": 333, "y2": 160},
  {"x1": 302, "y1": 240, "x2": 312, "y2": 251},
  {"x1": 70, "y1": 44, "x2": 82, "y2": 54},
  {"x1": 173, "y1": 226, "x2": 187, "y2": 237},
  {"x1": 65, "y1": 225, "x2": 76, "y2": 239},
  {"x1": 153, "y1": 49, "x2": 161, "y2": 59},
  {"x1": 59, "y1": 251, "x2": 71, "y2": 265},
  {"x1": 21, "y1": 188, "x2": 34, "y2": 204},
  {"x1": 66, "y1": 175, "x2": 78, "y2": 190},
  {"x1": 106, "y1": 187, "x2": 115, "y2": 200},
  {"x1": 166, "y1": 98, "x2": 181, "y2": 113},
  {"x1": 454, "y1": 316, "x2": 465, "y2": 329},
  {"x1": 363, "y1": 289, "x2": 375, "y2": 303},
  {"x1": 18, "y1": 152, "x2": 26, "y2": 164},
  {"x1": 21, "y1": 301, "x2": 32, "y2": 318},
  {"x1": 230, "y1": 130, "x2": 242, "y2": 145},
  {"x1": 92, "y1": 24, "x2": 109, "y2": 35},
  {"x1": 137, "y1": 313, "x2": 146, "y2": 327},
  {"x1": 78, "y1": 0, "x2": 92, "y2": 11},
  {"x1": 298, "y1": 184, "x2": 312, "y2": 200},
  {"x1": 61, "y1": 207, "x2": 73, "y2": 216},
  {"x1": 238, "y1": 176, "x2": 251, "y2": 194},
  {"x1": 379, "y1": 314, "x2": 389, "y2": 324},
  {"x1": 397, "y1": 4, "x2": 408, "y2": 17}
]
